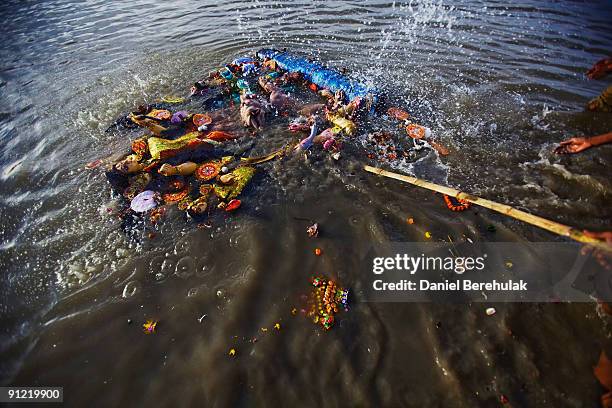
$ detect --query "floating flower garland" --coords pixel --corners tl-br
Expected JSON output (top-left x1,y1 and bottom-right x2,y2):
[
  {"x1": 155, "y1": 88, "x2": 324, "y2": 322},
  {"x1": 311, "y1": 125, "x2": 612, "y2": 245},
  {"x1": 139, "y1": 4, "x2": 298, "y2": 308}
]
[
  {"x1": 309, "y1": 276, "x2": 349, "y2": 330},
  {"x1": 443, "y1": 194, "x2": 471, "y2": 212},
  {"x1": 162, "y1": 185, "x2": 191, "y2": 203}
]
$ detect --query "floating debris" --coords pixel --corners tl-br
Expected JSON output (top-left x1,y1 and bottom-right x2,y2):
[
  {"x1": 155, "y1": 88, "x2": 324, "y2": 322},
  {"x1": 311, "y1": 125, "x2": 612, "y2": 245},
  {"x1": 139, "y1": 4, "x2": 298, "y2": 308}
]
[
  {"x1": 86, "y1": 159, "x2": 103, "y2": 169},
  {"x1": 225, "y1": 199, "x2": 241, "y2": 212},
  {"x1": 143, "y1": 320, "x2": 158, "y2": 334},
  {"x1": 307, "y1": 223, "x2": 319, "y2": 238},
  {"x1": 160, "y1": 96, "x2": 185, "y2": 104}
]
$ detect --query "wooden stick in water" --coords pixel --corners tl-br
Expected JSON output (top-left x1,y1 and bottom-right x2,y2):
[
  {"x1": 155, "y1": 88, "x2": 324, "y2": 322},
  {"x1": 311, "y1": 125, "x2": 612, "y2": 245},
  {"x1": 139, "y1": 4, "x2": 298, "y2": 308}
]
[{"x1": 364, "y1": 165, "x2": 607, "y2": 246}]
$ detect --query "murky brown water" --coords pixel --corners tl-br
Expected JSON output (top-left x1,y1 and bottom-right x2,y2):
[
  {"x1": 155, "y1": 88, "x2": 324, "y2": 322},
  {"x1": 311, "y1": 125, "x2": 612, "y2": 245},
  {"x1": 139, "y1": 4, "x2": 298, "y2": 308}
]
[{"x1": 1, "y1": 1, "x2": 612, "y2": 406}]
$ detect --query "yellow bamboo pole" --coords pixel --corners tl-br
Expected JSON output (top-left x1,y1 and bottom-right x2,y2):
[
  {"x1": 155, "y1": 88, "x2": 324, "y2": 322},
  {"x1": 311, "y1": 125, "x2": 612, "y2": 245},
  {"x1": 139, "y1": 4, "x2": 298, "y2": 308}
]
[{"x1": 364, "y1": 165, "x2": 607, "y2": 246}]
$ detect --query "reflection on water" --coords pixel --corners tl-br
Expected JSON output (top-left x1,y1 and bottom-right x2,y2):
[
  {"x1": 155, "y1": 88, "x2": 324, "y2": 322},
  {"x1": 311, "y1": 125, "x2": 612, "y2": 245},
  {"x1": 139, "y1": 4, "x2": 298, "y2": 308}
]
[{"x1": 0, "y1": 0, "x2": 611, "y2": 406}]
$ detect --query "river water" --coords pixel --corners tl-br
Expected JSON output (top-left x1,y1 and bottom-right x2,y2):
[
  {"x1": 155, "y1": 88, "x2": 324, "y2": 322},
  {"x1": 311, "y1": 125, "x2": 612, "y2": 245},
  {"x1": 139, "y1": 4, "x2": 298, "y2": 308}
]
[{"x1": 1, "y1": 1, "x2": 612, "y2": 406}]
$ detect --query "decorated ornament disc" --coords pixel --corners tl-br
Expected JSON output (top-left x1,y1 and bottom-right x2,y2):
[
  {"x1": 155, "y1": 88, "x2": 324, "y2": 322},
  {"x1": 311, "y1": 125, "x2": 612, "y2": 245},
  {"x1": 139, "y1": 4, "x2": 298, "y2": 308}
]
[
  {"x1": 150, "y1": 109, "x2": 172, "y2": 120},
  {"x1": 195, "y1": 162, "x2": 220, "y2": 181},
  {"x1": 193, "y1": 113, "x2": 213, "y2": 127}
]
